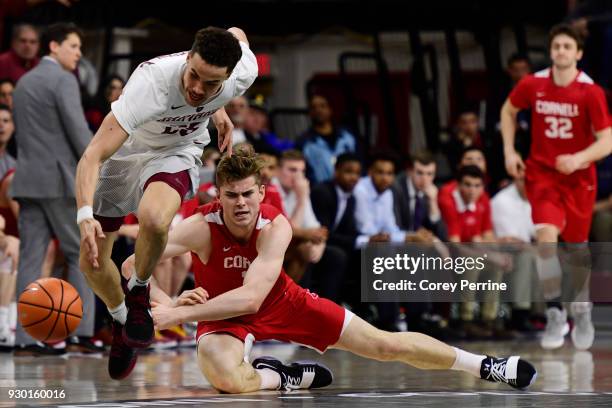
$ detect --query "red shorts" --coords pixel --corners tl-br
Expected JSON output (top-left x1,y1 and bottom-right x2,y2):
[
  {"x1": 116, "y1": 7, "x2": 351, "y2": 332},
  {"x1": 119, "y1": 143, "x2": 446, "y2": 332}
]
[
  {"x1": 94, "y1": 170, "x2": 192, "y2": 232},
  {"x1": 525, "y1": 160, "x2": 596, "y2": 242},
  {"x1": 196, "y1": 284, "x2": 350, "y2": 353}
]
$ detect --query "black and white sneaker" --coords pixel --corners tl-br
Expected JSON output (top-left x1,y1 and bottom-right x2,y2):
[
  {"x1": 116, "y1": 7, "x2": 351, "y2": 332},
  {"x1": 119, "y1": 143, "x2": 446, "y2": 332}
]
[
  {"x1": 252, "y1": 356, "x2": 333, "y2": 391},
  {"x1": 480, "y1": 355, "x2": 537, "y2": 390}
]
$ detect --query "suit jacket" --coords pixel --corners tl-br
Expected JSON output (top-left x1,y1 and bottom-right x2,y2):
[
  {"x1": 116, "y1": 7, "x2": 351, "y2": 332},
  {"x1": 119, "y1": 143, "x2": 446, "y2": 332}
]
[
  {"x1": 11, "y1": 57, "x2": 92, "y2": 198},
  {"x1": 311, "y1": 180, "x2": 359, "y2": 251},
  {"x1": 392, "y1": 171, "x2": 448, "y2": 241}
]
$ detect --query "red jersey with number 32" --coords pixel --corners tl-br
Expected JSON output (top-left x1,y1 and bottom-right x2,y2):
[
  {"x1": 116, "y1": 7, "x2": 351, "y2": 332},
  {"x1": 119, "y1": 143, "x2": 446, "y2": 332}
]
[
  {"x1": 193, "y1": 202, "x2": 293, "y2": 316},
  {"x1": 509, "y1": 68, "x2": 610, "y2": 170}
]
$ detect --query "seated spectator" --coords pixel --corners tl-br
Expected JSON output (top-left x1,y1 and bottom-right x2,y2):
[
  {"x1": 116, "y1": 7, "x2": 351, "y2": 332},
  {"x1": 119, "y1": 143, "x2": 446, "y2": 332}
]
[
  {"x1": 0, "y1": 79, "x2": 14, "y2": 110},
  {"x1": 0, "y1": 24, "x2": 40, "y2": 83},
  {"x1": 354, "y1": 152, "x2": 433, "y2": 247},
  {"x1": 393, "y1": 151, "x2": 447, "y2": 240},
  {"x1": 310, "y1": 153, "x2": 361, "y2": 303},
  {"x1": 225, "y1": 95, "x2": 249, "y2": 145},
  {"x1": 491, "y1": 175, "x2": 539, "y2": 332},
  {"x1": 259, "y1": 151, "x2": 285, "y2": 214},
  {"x1": 298, "y1": 94, "x2": 359, "y2": 184},
  {"x1": 440, "y1": 146, "x2": 492, "y2": 203},
  {"x1": 84, "y1": 74, "x2": 125, "y2": 131},
  {"x1": 272, "y1": 150, "x2": 328, "y2": 282},
  {"x1": 243, "y1": 96, "x2": 294, "y2": 153},
  {"x1": 439, "y1": 165, "x2": 512, "y2": 340},
  {"x1": 444, "y1": 109, "x2": 483, "y2": 173}
]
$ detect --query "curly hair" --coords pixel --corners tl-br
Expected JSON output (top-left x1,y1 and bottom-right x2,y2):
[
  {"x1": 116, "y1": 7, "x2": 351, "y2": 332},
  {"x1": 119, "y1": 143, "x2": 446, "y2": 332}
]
[
  {"x1": 215, "y1": 144, "x2": 264, "y2": 187},
  {"x1": 191, "y1": 27, "x2": 242, "y2": 74}
]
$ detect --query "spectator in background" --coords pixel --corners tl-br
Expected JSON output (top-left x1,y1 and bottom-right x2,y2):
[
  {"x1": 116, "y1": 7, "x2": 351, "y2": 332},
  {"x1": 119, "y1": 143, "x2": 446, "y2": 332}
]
[
  {"x1": 243, "y1": 96, "x2": 294, "y2": 153},
  {"x1": 311, "y1": 153, "x2": 361, "y2": 304},
  {"x1": 0, "y1": 104, "x2": 18, "y2": 351},
  {"x1": 11, "y1": 23, "x2": 98, "y2": 355},
  {"x1": 491, "y1": 175, "x2": 539, "y2": 332},
  {"x1": 0, "y1": 79, "x2": 14, "y2": 110},
  {"x1": 298, "y1": 94, "x2": 359, "y2": 184},
  {"x1": 225, "y1": 95, "x2": 249, "y2": 145},
  {"x1": 259, "y1": 151, "x2": 285, "y2": 214},
  {"x1": 444, "y1": 109, "x2": 483, "y2": 174},
  {"x1": 84, "y1": 74, "x2": 125, "y2": 131},
  {"x1": 439, "y1": 166, "x2": 512, "y2": 340},
  {"x1": 272, "y1": 150, "x2": 328, "y2": 283},
  {"x1": 393, "y1": 151, "x2": 447, "y2": 240},
  {"x1": 486, "y1": 54, "x2": 533, "y2": 191},
  {"x1": 0, "y1": 24, "x2": 40, "y2": 83}
]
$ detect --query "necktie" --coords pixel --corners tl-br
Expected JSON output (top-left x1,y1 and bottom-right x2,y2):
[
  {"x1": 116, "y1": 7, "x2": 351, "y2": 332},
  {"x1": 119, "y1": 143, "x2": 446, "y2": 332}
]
[{"x1": 413, "y1": 195, "x2": 425, "y2": 230}]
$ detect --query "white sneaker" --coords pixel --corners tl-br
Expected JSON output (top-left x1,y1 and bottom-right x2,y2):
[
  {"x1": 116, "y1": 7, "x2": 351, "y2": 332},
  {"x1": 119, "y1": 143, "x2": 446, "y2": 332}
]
[
  {"x1": 571, "y1": 302, "x2": 594, "y2": 350},
  {"x1": 541, "y1": 308, "x2": 569, "y2": 349},
  {"x1": 0, "y1": 327, "x2": 14, "y2": 350}
]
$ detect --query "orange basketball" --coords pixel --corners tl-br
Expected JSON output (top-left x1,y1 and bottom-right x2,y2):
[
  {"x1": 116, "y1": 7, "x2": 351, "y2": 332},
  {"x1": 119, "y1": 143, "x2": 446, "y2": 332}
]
[{"x1": 18, "y1": 278, "x2": 82, "y2": 343}]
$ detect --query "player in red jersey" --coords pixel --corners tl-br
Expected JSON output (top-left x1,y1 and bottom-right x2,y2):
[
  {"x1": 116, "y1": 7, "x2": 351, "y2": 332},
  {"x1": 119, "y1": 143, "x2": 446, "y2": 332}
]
[
  {"x1": 501, "y1": 23, "x2": 612, "y2": 350},
  {"x1": 122, "y1": 148, "x2": 536, "y2": 392}
]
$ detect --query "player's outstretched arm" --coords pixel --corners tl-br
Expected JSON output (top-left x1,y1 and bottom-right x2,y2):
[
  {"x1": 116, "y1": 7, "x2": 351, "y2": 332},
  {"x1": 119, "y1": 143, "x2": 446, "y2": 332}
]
[
  {"x1": 227, "y1": 27, "x2": 248, "y2": 45},
  {"x1": 76, "y1": 112, "x2": 129, "y2": 268},
  {"x1": 152, "y1": 215, "x2": 292, "y2": 329},
  {"x1": 500, "y1": 99, "x2": 526, "y2": 178}
]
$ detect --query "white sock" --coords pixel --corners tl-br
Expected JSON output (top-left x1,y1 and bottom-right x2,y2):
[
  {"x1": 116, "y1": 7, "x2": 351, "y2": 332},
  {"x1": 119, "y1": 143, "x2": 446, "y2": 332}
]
[
  {"x1": 108, "y1": 301, "x2": 128, "y2": 325},
  {"x1": 127, "y1": 273, "x2": 150, "y2": 291},
  {"x1": 0, "y1": 306, "x2": 7, "y2": 327},
  {"x1": 257, "y1": 368, "x2": 281, "y2": 390},
  {"x1": 451, "y1": 347, "x2": 486, "y2": 378}
]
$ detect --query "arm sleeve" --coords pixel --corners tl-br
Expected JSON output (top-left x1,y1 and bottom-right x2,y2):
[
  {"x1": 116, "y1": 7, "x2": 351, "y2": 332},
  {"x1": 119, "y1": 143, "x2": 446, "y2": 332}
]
[
  {"x1": 586, "y1": 85, "x2": 611, "y2": 132},
  {"x1": 508, "y1": 76, "x2": 533, "y2": 110},
  {"x1": 54, "y1": 74, "x2": 93, "y2": 158},
  {"x1": 111, "y1": 62, "x2": 169, "y2": 134},
  {"x1": 228, "y1": 42, "x2": 258, "y2": 98}
]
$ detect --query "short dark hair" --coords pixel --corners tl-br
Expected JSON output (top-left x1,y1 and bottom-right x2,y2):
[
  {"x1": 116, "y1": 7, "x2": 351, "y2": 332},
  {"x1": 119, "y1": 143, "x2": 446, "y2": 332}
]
[
  {"x1": 280, "y1": 149, "x2": 305, "y2": 166},
  {"x1": 507, "y1": 52, "x2": 530, "y2": 67},
  {"x1": 12, "y1": 24, "x2": 38, "y2": 42},
  {"x1": 408, "y1": 150, "x2": 435, "y2": 168},
  {"x1": 335, "y1": 152, "x2": 361, "y2": 170},
  {"x1": 41, "y1": 22, "x2": 83, "y2": 56},
  {"x1": 0, "y1": 78, "x2": 14, "y2": 87},
  {"x1": 191, "y1": 27, "x2": 242, "y2": 74},
  {"x1": 457, "y1": 165, "x2": 484, "y2": 182},
  {"x1": 0, "y1": 104, "x2": 11, "y2": 113},
  {"x1": 460, "y1": 146, "x2": 485, "y2": 160},
  {"x1": 367, "y1": 150, "x2": 398, "y2": 171},
  {"x1": 548, "y1": 23, "x2": 584, "y2": 51}
]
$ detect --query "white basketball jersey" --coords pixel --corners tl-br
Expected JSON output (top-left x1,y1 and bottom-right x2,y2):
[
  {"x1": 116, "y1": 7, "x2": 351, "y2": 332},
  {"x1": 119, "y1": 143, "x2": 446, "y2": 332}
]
[{"x1": 111, "y1": 41, "x2": 257, "y2": 148}]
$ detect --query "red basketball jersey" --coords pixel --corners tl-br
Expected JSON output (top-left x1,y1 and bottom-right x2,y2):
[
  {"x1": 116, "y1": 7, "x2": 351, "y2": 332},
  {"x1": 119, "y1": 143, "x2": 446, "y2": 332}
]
[
  {"x1": 194, "y1": 202, "x2": 293, "y2": 316},
  {"x1": 509, "y1": 68, "x2": 610, "y2": 171}
]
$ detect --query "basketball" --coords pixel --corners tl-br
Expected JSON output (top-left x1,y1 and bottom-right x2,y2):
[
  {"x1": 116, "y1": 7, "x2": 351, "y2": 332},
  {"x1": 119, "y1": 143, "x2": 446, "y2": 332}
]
[{"x1": 17, "y1": 278, "x2": 82, "y2": 343}]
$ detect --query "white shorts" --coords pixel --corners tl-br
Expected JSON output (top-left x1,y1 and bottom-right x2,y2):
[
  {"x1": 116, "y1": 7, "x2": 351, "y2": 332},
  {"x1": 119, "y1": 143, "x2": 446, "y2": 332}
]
[{"x1": 93, "y1": 137, "x2": 204, "y2": 218}]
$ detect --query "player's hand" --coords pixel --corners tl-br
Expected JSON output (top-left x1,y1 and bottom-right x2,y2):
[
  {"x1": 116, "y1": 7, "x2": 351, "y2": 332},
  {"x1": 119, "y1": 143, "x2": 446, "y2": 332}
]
[
  {"x1": 151, "y1": 302, "x2": 181, "y2": 331},
  {"x1": 423, "y1": 183, "x2": 438, "y2": 202},
  {"x1": 79, "y1": 219, "x2": 105, "y2": 268},
  {"x1": 369, "y1": 233, "x2": 390, "y2": 243},
  {"x1": 175, "y1": 287, "x2": 209, "y2": 306},
  {"x1": 504, "y1": 149, "x2": 526, "y2": 178},
  {"x1": 213, "y1": 107, "x2": 233, "y2": 156},
  {"x1": 555, "y1": 154, "x2": 588, "y2": 175}
]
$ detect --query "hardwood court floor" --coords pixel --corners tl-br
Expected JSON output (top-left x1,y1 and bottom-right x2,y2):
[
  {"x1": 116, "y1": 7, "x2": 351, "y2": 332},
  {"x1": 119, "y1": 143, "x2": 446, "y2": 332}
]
[{"x1": 1, "y1": 333, "x2": 612, "y2": 407}]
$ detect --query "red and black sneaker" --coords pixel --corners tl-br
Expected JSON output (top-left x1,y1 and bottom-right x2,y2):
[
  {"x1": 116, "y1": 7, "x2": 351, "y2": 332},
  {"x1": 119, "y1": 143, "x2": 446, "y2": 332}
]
[
  {"x1": 123, "y1": 284, "x2": 154, "y2": 348},
  {"x1": 108, "y1": 321, "x2": 137, "y2": 380}
]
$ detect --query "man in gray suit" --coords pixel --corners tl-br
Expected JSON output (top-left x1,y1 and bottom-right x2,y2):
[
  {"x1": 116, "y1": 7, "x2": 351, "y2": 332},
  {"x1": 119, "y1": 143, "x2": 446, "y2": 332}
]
[{"x1": 11, "y1": 22, "x2": 99, "y2": 355}]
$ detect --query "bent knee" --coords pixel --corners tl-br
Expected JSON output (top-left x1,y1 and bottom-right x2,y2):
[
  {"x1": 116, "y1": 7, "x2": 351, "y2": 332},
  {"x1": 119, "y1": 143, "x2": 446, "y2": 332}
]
[
  {"x1": 208, "y1": 375, "x2": 248, "y2": 394},
  {"x1": 138, "y1": 210, "x2": 172, "y2": 235}
]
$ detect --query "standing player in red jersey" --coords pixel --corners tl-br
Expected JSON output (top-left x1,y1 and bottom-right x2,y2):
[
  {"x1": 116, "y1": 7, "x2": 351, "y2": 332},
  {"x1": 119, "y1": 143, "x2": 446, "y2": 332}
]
[
  {"x1": 123, "y1": 148, "x2": 536, "y2": 392},
  {"x1": 501, "y1": 23, "x2": 612, "y2": 350}
]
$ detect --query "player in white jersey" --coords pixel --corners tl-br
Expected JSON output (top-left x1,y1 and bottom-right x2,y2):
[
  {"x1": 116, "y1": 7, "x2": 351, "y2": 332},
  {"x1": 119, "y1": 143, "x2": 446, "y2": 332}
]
[{"x1": 75, "y1": 27, "x2": 258, "y2": 379}]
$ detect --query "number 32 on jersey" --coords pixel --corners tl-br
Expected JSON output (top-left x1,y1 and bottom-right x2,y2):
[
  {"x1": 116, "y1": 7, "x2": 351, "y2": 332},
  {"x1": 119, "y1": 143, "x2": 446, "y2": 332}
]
[{"x1": 544, "y1": 116, "x2": 573, "y2": 139}]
